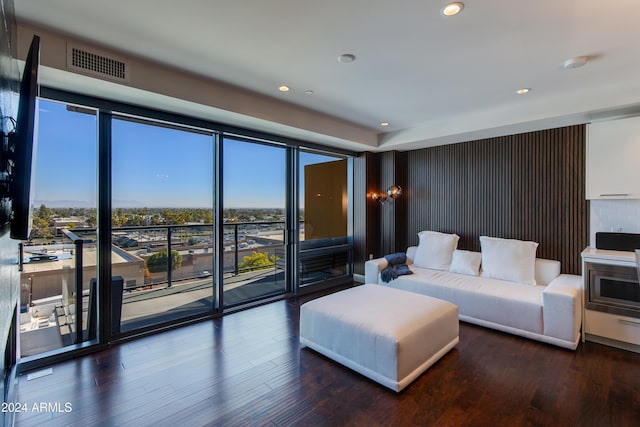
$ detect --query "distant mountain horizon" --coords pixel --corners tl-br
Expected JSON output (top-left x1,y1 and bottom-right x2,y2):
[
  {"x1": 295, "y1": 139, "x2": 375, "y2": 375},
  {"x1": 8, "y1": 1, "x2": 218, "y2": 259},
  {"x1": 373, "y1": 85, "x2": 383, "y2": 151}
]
[{"x1": 33, "y1": 200, "x2": 285, "y2": 210}]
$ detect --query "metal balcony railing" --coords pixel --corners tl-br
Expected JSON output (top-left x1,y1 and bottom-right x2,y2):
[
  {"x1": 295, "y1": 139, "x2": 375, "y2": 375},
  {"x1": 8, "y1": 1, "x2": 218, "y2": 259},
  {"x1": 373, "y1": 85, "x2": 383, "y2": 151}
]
[
  {"x1": 60, "y1": 229, "x2": 85, "y2": 344},
  {"x1": 19, "y1": 220, "x2": 351, "y2": 358},
  {"x1": 25, "y1": 219, "x2": 350, "y2": 302},
  {"x1": 110, "y1": 221, "x2": 285, "y2": 288}
]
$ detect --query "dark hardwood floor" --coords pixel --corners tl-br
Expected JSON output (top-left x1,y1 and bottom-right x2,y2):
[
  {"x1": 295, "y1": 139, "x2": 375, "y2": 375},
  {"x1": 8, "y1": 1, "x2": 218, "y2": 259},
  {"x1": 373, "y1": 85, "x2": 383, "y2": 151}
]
[{"x1": 13, "y1": 286, "x2": 640, "y2": 427}]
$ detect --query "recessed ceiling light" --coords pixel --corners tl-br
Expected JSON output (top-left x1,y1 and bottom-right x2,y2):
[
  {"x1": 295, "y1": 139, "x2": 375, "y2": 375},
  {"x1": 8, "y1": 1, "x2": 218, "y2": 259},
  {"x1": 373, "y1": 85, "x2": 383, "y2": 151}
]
[
  {"x1": 337, "y1": 53, "x2": 356, "y2": 63},
  {"x1": 279, "y1": 85, "x2": 290, "y2": 92},
  {"x1": 563, "y1": 56, "x2": 590, "y2": 69},
  {"x1": 304, "y1": 90, "x2": 314, "y2": 95},
  {"x1": 516, "y1": 88, "x2": 531, "y2": 94},
  {"x1": 381, "y1": 122, "x2": 390, "y2": 127},
  {"x1": 441, "y1": 2, "x2": 464, "y2": 16}
]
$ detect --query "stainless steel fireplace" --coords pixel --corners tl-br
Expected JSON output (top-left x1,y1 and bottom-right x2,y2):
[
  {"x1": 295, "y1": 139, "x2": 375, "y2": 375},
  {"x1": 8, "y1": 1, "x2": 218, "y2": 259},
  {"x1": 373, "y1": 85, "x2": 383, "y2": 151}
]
[{"x1": 586, "y1": 263, "x2": 640, "y2": 318}]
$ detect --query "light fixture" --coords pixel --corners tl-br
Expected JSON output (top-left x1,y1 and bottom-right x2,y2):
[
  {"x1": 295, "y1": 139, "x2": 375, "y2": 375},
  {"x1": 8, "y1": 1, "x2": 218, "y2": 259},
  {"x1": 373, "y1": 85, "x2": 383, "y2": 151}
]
[
  {"x1": 371, "y1": 185, "x2": 402, "y2": 204},
  {"x1": 304, "y1": 90, "x2": 314, "y2": 95},
  {"x1": 381, "y1": 122, "x2": 389, "y2": 127},
  {"x1": 279, "y1": 85, "x2": 290, "y2": 92},
  {"x1": 563, "y1": 56, "x2": 590, "y2": 69},
  {"x1": 516, "y1": 88, "x2": 531, "y2": 94},
  {"x1": 337, "y1": 53, "x2": 356, "y2": 63},
  {"x1": 441, "y1": 2, "x2": 464, "y2": 16}
]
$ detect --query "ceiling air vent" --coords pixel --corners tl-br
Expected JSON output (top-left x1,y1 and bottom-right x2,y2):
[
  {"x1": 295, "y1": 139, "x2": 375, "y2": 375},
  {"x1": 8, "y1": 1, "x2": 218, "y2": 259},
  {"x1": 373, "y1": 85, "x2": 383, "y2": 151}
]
[{"x1": 67, "y1": 44, "x2": 128, "y2": 81}]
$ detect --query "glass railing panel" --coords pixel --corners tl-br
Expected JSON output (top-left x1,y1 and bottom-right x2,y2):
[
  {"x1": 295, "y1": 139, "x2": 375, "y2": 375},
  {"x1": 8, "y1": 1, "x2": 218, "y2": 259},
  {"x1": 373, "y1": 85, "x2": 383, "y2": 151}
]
[
  {"x1": 298, "y1": 238, "x2": 351, "y2": 286},
  {"x1": 222, "y1": 221, "x2": 286, "y2": 306},
  {"x1": 19, "y1": 229, "x2": 97, "y2": 357}
]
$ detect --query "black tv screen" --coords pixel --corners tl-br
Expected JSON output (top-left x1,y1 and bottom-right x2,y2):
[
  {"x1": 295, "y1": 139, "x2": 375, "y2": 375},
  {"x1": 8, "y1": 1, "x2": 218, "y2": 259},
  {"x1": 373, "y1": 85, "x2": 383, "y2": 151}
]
[{"x1": 10, "y1": 35, "x2": 40, "y2": 240}]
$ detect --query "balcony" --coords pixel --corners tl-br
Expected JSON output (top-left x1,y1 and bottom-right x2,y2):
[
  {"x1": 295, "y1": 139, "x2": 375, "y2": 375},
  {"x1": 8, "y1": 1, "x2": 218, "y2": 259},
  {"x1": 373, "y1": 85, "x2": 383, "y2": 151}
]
[{"x1": 19, "y1": 221, "x2": 350, "y2": 358}]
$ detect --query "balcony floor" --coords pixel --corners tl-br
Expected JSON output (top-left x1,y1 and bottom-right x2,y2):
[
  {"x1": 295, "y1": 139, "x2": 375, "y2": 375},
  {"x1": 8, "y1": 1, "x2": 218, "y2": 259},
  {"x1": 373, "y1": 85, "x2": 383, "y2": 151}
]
[{"x1": 119, "y1": 268, "x2": 285, "y2": 331}]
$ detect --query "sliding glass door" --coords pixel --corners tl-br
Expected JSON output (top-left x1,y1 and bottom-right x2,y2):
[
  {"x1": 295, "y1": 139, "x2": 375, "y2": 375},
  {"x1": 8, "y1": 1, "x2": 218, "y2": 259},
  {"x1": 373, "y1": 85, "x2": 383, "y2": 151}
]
[
  {"x1": 111, "y1": 116, "x2": 216, "y2": 333},
  {"x1": 222, "y1": 137, "x2": 288, "y2": 306}
]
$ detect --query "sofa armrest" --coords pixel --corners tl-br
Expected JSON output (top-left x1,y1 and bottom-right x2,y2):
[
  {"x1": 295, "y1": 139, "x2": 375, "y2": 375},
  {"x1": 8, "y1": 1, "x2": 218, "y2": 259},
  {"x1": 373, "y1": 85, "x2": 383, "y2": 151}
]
[
  {"x1": 364, "y1": 257, "x2": 388, "y2": 284},
  {"x1": 542, "y1": 274, "x2": 583, "y2": 344}
]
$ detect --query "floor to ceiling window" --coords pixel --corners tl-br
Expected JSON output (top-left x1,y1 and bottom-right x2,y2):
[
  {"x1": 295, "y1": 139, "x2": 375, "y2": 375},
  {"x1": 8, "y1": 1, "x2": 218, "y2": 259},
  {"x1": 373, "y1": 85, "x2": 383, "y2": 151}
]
[
  {"x1": 19, "y1": 88, "x2": 353, "y2": 368},
  {"x1": 111, "y1": 116, "x2": 216, "y2": 334},
  {"x1": 19, "y1": 99, "x2": 98, "y2": 359},
  {"x1": 222, "y1": 137, "x2": 288, "y2": 306}
]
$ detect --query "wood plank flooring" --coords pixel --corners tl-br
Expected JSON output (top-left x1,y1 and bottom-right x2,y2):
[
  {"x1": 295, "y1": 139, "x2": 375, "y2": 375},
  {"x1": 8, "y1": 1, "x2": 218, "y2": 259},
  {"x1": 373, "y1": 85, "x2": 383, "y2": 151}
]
[{"x1": 13, "y1": 286, "x2": 640, "y2": 426}]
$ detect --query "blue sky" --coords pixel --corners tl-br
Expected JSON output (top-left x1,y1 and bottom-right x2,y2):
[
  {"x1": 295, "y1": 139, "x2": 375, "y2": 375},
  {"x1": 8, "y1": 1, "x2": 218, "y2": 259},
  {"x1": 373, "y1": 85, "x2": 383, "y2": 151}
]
[
  {"x1": 34, "y1": 99, "x2": 339, "y2": 209},
  {"x1": 33, "y1": 100, "x2": 97, "y2": 207}
]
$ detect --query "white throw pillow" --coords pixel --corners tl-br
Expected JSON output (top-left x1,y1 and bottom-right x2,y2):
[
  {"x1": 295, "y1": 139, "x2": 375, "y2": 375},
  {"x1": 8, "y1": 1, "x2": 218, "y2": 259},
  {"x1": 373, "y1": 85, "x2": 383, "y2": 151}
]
[
  {"x1": 413, "y1": 231, "x2": 459, "y2": 270},
  {"x1": 449, "y1": 250, "x2": 481, "y2": 276},
  {"x1": 479, "y1": 236, "x2": 539, "y2": 285}
]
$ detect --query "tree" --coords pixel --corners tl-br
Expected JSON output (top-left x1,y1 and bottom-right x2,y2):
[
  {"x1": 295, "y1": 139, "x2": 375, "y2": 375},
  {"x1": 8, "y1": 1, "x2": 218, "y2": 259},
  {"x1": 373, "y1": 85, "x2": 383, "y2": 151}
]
[
  {"x1": 86, "y1": 212, "x2": 97, "y2": 228},
  {"x1": 238, "y1": 251, "x2": 278, "y2": 272},
  {"x1": 145, "y1": 250, "x2": 183, "y2": 273},
  {"x1": 112, "y1": 213, "x2": 126, "y2": 228},
  {"x1": 31, "y1": 216, "x2": 53, "y2": 239},
  {"x1": 36, "y1": 204, "x2": 52, "y2": 221}
]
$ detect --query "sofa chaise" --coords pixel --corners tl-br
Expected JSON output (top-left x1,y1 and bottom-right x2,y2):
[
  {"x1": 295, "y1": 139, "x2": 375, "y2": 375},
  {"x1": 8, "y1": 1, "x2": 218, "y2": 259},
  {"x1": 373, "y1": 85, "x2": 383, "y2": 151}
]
[{"x1": 365, "y1": 232, "x2": 583, "y2": 350}]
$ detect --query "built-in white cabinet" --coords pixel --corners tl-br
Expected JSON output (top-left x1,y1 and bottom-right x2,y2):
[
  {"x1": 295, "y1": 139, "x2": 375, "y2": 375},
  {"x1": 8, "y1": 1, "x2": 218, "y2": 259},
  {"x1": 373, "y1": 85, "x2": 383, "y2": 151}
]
[
  {"x1": 584, "y1": 309, "x2": 640, "y2": 347},
  {"x1": 587, "y1": 115, "x2": 640, "y2": 199},
  {"x1": 581, "y1": 248, "x2": 640, "y2": 353}
]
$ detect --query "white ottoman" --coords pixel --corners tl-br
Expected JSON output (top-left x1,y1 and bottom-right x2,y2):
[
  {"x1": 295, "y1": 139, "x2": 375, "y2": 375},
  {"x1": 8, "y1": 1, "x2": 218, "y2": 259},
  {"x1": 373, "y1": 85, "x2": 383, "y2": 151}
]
[{"x1": 300, "y1": 284, "x2": 459, "y2": 392}]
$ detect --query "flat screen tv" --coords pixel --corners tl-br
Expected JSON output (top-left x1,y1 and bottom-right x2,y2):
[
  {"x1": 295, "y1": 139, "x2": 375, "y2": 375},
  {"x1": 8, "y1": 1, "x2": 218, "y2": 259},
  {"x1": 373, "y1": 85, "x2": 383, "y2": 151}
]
[{"x1": 9, "y1": 35, "x2": 40, "y2": 240}]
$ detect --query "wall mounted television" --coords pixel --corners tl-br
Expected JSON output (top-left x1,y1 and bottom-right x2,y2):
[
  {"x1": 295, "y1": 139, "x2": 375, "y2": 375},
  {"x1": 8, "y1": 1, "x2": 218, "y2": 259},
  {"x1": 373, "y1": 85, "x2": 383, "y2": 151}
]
[{"x1": 6, "y1": 35, "x2": 40, "y2": 240}]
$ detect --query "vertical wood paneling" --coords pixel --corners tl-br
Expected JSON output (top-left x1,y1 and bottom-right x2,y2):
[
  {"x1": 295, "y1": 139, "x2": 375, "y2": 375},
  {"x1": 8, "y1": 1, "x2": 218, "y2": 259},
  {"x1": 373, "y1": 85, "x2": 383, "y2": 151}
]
[
  {"x1": 397, "y1": 125, "x2": 588, "y2": 275},
  {"x1": 352, "y1": 154, "x2": 367, "y2": 275},
  {"x1": 353, "y1": 152, "x2": 380, "y2": 275},
  {"x1": 394, "y1": 151, "x2": 408, "y2": 253},
  {"x1": 370, "y1": 150, "x2": 409, "y2": 256},
  {"x1": 379, "y1": 151, "x2": 395, "y2": 255}
]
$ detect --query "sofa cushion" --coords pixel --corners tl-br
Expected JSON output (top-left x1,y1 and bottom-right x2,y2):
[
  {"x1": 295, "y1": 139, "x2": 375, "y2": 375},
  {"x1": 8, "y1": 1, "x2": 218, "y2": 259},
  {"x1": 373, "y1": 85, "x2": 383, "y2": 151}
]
[
  {"x1": 480, "y1": 236, "x2": 539, "y2": 285},
  {"x1": 449, "y1": 250, "x2": 481, "y2": 276},
  {"x1": 384, "y1": 266, "x2": 544, "y2": 335},
  {"x1": 414, "y1": 231, "x2": 459, "y2": 271},
  {"x1": 404, "y1": 245, "x2": 560, "y2": 285}
]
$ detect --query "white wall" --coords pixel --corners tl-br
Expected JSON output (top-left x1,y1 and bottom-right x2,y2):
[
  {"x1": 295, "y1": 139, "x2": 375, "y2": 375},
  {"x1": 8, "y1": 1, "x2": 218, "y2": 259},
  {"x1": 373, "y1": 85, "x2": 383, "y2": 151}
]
[{"x1": 589, "y1": 199, "x2": 640, "y2": 246}]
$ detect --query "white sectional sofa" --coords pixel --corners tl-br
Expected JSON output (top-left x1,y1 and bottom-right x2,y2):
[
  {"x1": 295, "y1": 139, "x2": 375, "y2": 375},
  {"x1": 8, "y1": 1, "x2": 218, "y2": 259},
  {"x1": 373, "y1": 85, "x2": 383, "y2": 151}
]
[{"x1": 364, "y1": 233, "x2": 583, "y2": 350}]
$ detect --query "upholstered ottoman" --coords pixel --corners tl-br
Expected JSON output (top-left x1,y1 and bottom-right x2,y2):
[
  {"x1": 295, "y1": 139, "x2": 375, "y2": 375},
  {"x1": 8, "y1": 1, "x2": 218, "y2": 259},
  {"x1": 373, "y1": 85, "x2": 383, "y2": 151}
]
[{"x1": 300, "y1": 284, "x2": 459, "y2": 392}]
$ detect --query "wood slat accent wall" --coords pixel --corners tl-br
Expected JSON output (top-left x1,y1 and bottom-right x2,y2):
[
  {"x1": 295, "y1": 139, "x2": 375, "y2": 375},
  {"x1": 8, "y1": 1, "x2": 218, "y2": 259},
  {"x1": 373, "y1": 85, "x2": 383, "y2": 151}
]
[
  {"x1": 353, "y1": 152, "x2": 380, "y2": 275},
  {"x1": 402, "y1": 125, "x2": 588, "y2": 274},
  {"x1": 378, "y1": 151, "x2": 408, "y2": 256}
]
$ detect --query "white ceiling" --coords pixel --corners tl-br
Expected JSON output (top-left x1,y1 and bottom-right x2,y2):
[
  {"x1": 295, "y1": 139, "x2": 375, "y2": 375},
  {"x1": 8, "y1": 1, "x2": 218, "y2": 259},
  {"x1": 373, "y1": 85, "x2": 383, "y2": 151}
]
[{"x1": 14, "y1": 0, "x2": 640, "y2": 152}]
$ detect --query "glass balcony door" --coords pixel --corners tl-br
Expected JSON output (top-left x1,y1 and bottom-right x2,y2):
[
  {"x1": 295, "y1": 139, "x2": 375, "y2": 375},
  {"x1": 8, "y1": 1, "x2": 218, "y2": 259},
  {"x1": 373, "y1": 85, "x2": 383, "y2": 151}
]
[
  {"x1": 298, "y1": 150, "x2": 352, "y2": 289},
  {"x1": 111, "y1": 116, "x2": 216, "y2": 334},
  {"x1": 222, "y1": 138, "x2": 287, "y2": 306}
]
